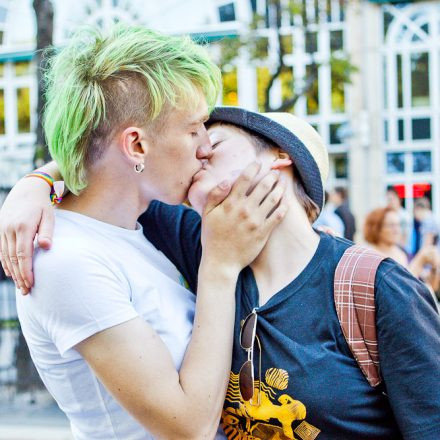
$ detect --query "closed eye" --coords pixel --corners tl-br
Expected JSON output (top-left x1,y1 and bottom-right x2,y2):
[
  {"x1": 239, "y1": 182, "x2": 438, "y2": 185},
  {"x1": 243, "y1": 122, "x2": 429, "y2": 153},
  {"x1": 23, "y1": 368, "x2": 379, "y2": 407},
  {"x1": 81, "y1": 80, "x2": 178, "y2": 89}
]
[{"x1": 211, "y1": 140, "x2": 223, "y2": 150}]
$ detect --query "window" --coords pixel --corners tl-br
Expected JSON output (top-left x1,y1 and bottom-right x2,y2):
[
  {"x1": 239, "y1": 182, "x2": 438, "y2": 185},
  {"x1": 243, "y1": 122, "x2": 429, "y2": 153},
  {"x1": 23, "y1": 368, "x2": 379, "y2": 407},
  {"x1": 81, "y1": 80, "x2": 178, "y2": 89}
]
[
  {"x1": 396, "y1": 54, "x2": 403, "y2": 108},
  {"x1": 386, "y1": 152, "x2": 404, "y2": 174},
  {"x1": 15, "y1": 61, "x2": 31, "y2": 77},
  {"x1": 382, "y1": 4, "x2": 438, "y2": 217},
  {"x1": 334, "y1": 153, "x2": 348, "y2": 178},
  {"x1": 281, "y1": 34, "x2": 293, "y2": 54},
  {"x1": 330, "y1": 30, "x2": 343, "y2": 52},
  {"x1": 280, "y1": 68, "x2": 294, "y2": 106},
  {"x1": 305, "y1": 31, "x2": 318, "y2": 53},
  {"x1": 412, "y1": 118, "x2": 430, "y2": 140},
  {"x1": 306, "y1": 64, "x2": 319, "y2": 115},
  {"x1": 0, "y1": 5, "x2": 7, "y2": 45},
  {"x1": 397, "y1": 119, "x2": 404, "y2": 141},
  {"x1": 0, "y1": 89, "x2": 4, "y2": 135},
  {"x1": 331, "y1": 63, "x2": 345, "y2": 113},
  {"x1": 219, "y1": 3, "x2": 235, "y2": 22},
  {"x1": 412, "y1": 151, "x2": 431, "y2": 173},
  {"x1": 330, "y1": 123, "x2": 342, "y2": 144},
  {"x1": 222, "y1": 68, "x2": 238, "y2": 106},
  {"x1": 16, "y1": 88, "x2": 31, "y2": 133},
  {"x1": 411, "y1": 52, "x2": 429, "y2": 107},
  {"x1": 256, "y1": 66, "x2": 270, "y2": 111},
  {"x1": 383, "y1": 120, "x2": 388, "y2": 142}
]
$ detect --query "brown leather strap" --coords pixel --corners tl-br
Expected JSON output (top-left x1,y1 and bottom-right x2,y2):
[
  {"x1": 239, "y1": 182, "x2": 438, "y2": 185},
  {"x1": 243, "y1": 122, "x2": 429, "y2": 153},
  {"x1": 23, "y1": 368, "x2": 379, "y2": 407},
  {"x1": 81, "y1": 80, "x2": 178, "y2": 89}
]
[{"x1": 334, "y1": 245, "x2": 385, "y2": 387}]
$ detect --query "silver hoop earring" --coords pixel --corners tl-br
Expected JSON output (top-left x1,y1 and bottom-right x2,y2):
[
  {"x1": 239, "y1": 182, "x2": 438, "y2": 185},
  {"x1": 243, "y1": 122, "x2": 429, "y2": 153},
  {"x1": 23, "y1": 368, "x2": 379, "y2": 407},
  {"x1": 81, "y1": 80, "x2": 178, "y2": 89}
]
[{"x1": 134, "y1": 163, "x2": 145, "y2": 173}]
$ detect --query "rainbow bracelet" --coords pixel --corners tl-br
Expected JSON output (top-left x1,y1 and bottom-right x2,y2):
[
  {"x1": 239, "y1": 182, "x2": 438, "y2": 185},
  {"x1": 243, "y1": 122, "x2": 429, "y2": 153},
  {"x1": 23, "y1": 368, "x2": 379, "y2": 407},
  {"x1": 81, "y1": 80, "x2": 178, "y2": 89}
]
[{"x1": 25, "y1": 171, "x2": 64, "y2": 205}]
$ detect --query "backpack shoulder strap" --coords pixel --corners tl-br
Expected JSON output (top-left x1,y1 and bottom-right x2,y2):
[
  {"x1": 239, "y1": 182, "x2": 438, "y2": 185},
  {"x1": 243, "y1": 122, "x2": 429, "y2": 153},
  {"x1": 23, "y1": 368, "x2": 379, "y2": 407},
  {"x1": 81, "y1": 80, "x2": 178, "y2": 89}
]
[{"x1": 334, "y1": 245, "x2": 386, "y2": 387}]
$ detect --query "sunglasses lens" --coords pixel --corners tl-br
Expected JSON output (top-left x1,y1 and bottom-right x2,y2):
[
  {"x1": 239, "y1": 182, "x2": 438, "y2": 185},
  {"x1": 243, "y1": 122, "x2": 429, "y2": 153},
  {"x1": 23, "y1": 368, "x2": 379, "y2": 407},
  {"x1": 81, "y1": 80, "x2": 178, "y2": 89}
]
[
  {"x1": 240, "y1": 312, "x2": 257, "y2": 349},
  {"x1": 239, "y1": 360, "x2": 254, "y2": 401}
]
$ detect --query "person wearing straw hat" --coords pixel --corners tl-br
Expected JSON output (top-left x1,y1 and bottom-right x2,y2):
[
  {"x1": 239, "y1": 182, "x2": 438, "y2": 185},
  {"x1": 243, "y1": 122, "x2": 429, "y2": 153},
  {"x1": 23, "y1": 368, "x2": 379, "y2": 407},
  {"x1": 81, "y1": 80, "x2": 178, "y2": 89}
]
[{"x1": 1, "y1": 106, "x2": 440, "y2": 439}]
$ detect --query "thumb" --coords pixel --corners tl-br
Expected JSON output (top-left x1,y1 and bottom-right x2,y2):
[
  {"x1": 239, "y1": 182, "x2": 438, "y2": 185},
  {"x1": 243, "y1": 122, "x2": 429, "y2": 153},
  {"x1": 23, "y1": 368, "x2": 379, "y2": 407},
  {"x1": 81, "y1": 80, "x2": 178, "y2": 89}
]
[
  {"x1": 37, "y1": 207, "x2": 55, "y2": 249},
  {"x1": 203, "y1": 180, "x2": 232, "y2": 216}
]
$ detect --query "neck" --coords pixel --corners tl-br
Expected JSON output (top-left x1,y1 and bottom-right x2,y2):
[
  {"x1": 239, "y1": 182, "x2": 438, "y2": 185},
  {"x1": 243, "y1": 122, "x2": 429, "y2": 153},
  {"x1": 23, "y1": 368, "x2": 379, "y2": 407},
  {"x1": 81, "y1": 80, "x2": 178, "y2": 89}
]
[
  {"x1": 250, "y1": 194, "x2": 320, "y2": 306},
  {"x1": 374, "y1": 242, "x2": 395, "y2": 253},
  {"x1": 60, "y1": 163, "x2": 149, "y2": 230}
]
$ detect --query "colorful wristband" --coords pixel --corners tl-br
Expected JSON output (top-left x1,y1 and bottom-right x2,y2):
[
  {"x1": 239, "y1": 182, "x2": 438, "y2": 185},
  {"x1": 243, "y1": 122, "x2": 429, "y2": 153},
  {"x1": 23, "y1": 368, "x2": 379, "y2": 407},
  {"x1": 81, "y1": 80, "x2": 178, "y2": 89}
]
[{"x1": 25, "y1": 171, "x2": 65, "y2": 205}]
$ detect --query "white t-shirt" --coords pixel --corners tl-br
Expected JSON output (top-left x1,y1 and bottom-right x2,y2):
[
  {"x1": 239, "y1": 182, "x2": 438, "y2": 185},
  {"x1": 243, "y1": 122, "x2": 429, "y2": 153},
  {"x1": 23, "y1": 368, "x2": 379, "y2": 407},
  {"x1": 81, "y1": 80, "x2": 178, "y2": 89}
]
[{"x1": 16, "y1": 209, "x2": 197, "y2": 440}]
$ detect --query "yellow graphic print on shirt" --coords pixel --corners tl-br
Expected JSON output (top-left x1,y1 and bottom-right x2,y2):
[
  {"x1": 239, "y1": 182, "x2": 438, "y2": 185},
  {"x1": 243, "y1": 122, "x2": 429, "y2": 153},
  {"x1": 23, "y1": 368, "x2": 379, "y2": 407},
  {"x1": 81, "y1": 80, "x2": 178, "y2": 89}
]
[{"x1": 221, "y1": 368, "x2": 321, "y2": 440}]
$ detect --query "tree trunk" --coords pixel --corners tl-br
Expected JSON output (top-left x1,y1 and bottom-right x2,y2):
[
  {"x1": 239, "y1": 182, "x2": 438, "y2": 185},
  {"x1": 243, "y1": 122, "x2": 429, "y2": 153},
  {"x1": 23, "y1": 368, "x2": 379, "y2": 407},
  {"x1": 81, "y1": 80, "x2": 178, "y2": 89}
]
[{"x1": 32, "y1": 0, "x2": 54, "y2": 168}]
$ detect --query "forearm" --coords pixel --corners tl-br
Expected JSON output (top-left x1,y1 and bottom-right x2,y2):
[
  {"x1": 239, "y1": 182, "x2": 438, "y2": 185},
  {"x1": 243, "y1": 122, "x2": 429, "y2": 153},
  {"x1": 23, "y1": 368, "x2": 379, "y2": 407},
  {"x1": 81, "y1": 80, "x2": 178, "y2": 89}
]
[{"x1": 177, "y1": 261, "x2": 238, "y2": 437}]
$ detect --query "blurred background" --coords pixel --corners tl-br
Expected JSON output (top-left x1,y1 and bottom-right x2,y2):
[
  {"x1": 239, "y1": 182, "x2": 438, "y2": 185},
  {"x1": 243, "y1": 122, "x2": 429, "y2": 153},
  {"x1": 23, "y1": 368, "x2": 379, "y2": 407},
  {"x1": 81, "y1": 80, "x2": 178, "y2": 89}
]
[{"x1": 0, "y1": 0, "x2": 439, "y2": 438}]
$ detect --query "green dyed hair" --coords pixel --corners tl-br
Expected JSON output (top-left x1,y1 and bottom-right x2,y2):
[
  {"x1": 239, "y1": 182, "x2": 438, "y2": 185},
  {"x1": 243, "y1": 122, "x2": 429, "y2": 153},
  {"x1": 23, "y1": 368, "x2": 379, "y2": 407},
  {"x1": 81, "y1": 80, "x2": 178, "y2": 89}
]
[{"x1": 43, "y1": 25, "x2": 221, "y2": 194}]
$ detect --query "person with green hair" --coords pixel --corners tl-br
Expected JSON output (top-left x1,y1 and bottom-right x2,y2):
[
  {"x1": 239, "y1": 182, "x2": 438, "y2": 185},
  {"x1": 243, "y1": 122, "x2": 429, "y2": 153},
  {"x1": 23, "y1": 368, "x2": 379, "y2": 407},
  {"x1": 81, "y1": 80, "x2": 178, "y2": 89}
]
[{"x1": 0, "y1": 25, "x2": 287, "y2": 439}]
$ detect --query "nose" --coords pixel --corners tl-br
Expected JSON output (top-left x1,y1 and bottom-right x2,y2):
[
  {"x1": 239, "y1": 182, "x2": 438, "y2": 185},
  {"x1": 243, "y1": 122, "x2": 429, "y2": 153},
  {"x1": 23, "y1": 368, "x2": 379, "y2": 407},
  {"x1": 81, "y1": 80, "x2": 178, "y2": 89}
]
[{"x1": 196, "y1": 125, "x2": 213, "y2": 160}]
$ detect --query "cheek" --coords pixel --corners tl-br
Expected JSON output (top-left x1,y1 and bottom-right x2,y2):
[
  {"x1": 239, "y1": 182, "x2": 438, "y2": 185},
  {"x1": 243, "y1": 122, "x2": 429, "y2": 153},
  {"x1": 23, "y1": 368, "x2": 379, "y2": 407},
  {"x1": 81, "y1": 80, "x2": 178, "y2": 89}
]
[{"x1": 210, "y1": 151, "x2": 254, "y2": 181}]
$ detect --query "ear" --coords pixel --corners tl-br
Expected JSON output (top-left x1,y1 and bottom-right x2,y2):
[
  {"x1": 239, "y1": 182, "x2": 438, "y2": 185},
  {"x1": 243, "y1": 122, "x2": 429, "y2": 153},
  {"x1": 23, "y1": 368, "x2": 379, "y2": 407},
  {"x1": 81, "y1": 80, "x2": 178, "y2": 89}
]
[
  {"x1": 270, "y1": 149, "x2": 292, "y2": 170},
  {"x1": 119, "y1": 126, "x2": 149, "y2": 165}
]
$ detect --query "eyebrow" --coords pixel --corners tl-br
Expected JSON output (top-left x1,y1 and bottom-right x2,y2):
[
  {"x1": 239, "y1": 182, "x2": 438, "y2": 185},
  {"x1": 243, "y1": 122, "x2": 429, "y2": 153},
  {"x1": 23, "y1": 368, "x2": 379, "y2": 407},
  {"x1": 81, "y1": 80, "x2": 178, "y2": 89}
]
[{"x1": 188, "y1": 115, "x2": 209, "y2": 126}]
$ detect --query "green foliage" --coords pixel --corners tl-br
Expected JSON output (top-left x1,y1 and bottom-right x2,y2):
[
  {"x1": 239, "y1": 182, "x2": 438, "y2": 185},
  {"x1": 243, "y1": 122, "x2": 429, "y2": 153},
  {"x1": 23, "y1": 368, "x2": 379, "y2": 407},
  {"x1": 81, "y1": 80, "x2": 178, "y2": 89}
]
[
  {"x1": 330, "y1": 54, "x2": 358, "y2": 86},
  {"x1": 217, "y1": 37, "x2": 243, "y2": 71},
  {"x1": 216, "y1": 0, "x2": 356, "y2": 113}
]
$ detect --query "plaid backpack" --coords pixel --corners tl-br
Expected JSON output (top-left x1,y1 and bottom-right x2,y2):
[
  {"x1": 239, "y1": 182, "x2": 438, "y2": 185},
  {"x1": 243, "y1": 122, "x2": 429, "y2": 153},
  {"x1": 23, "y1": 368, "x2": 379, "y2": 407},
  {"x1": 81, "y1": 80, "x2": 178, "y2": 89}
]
[{"x1": 334, "y1": 245, "x2": 385, "y2": 387}]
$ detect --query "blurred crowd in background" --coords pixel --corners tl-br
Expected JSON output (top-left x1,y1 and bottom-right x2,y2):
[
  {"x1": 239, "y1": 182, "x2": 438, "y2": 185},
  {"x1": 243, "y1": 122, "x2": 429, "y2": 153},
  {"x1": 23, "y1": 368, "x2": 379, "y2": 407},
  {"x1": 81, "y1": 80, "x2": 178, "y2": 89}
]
[{"x1": 315, "y1": 186, "x2": 440, "y2": 305}]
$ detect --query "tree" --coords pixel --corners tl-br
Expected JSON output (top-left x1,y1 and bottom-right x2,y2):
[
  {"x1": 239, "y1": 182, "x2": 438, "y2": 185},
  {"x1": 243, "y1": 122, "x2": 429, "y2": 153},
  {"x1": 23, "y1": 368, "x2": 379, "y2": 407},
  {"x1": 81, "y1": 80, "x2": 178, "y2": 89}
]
[
  {"x1": 13, "y1": 1, "x2": 54, "y2": 396},
  {"x1": 216, "y1": 0, "x2": 357, "y2": 113},
  {"x1": 32, "y1": 0, "x2": 54, "y2": 167}
]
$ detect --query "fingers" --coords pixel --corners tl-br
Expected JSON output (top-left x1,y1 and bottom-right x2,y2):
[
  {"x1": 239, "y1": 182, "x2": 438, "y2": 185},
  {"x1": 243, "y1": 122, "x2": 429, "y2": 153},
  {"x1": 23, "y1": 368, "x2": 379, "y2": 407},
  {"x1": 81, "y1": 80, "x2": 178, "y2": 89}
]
[
  {"x1": 0, "y1": 232, "x2": 12, "y2": 279},
  {"x1": 37, "y1": 206, "x2": 55, "y2": 250},
  {"x1": 204, "y1": 180, "x2": 232, "y2": 216},
  {"x1": 6, "y1": 230, "x2": 25, "y2": 291},
  {"x1": 248, "y1": 170, "x2": 281, "y2": 210},
  {"x1": 0, "y1": 223, "x2": 36, "y2": 294},
  {"x1": 259, "y1": 179, "x2": 286, "y2": 218},
  {"x1": 264, "y1": 201, "x2": 289, "y2": 231},
  {"x1": 16, "y1": 227, "x2": 35, "y2": 292},
  {"x1": 229, "y1": 162, "x2": 262, "y2": 199}
]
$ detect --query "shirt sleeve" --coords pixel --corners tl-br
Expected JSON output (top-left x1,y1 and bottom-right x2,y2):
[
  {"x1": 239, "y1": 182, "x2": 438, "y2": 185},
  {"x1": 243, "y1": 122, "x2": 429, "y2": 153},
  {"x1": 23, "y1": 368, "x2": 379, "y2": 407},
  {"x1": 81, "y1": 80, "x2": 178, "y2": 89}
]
[
  {"x1": 32, "y1": 246, "x2": 139, "y2": 356},
  {"x1": 138, "y1": 201, "x2": 202, "y2": 293},
  {"x1": 375, "y1": 260, "x2": 440, "y2": 439}
]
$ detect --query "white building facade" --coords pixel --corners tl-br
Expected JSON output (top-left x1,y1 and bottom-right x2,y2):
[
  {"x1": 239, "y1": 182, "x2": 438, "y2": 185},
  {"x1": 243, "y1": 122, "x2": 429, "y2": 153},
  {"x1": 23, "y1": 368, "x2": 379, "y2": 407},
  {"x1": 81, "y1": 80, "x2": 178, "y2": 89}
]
[{"x1": 0, "y1": 0, "x2": 438, "y2": 232}]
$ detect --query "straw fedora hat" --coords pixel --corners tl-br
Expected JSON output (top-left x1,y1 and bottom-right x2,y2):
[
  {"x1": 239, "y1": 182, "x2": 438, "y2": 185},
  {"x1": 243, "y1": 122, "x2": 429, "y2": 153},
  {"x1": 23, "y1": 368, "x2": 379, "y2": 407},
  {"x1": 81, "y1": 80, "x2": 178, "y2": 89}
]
[{"x1": 208, "y1": 106, "x2": 329, "y2": 212}]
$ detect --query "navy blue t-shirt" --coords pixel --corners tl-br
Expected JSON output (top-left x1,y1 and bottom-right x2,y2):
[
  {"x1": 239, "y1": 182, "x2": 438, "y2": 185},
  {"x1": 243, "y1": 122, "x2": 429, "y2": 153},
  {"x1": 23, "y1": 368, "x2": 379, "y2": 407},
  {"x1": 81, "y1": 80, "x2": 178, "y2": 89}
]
[{"x1": 139, "y1": 201, "x2": 440, "y2": 440}]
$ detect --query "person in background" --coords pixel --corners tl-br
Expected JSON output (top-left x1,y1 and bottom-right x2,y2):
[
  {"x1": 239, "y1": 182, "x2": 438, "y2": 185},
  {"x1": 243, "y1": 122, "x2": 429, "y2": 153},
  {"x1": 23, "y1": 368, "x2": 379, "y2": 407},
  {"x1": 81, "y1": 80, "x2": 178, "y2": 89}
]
[
  {"x1": 364, "y1": 207, "x2": 408, "y2": 266},
  {"x1": 365, "y1": 206, "x2": 439, "y2": 305},
  {"x1": 409, "y1": 245, "x2": 440, "y2": 310},
  {"x1": 331, "y1": 186, "x2": 356, "y2": 241},
  {"x1": 313, "y1": 191, "x2": 345, "y2": 237},
  {"x1": 413, "y1": 197, "x2": 439, "y2": 251},
  {"x1": 386, "y1": 187, "x2": 411, "y2": 252}
]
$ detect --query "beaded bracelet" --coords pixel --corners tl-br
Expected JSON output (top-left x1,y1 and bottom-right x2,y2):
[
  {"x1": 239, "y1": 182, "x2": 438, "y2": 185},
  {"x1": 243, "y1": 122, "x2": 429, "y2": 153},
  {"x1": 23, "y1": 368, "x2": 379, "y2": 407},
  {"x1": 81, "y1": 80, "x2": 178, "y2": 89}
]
[{"x1": 25, "y1": 171, "x2": 65, "y2": 205}]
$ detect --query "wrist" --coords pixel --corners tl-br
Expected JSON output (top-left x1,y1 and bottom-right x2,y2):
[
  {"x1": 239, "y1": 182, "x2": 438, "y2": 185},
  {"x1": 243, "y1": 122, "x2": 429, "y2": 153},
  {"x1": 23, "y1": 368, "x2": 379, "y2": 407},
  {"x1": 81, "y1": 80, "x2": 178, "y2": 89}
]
[
  {"x1": 25, "y1": 171, "x2": 64, "y2": 205},
  {"x1": 198, "y1": 259, "x2": 241, "y2": 284}
]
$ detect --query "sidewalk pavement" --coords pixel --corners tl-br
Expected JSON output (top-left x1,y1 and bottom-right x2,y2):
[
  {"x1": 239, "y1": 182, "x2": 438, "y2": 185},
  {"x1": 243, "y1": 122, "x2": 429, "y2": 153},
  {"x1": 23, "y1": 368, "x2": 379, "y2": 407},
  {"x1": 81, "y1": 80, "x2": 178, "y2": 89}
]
[{"x1": 0, "y1": 392, "x2": 73, "y2": 440}]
